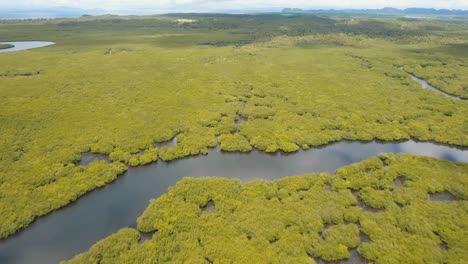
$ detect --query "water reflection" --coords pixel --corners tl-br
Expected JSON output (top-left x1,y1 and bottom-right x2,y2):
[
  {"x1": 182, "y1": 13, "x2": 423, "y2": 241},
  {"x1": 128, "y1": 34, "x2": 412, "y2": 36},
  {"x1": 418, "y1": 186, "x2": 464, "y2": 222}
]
[
  {"x1": 0, "y1": 140, "x2": 466, "y2": 264},
  {"x1": 408, "y1": 74, "x2": 463, "y2": 100},
  {"x1": 79, "y1": 153, "x2": 110, "y2": 166}
]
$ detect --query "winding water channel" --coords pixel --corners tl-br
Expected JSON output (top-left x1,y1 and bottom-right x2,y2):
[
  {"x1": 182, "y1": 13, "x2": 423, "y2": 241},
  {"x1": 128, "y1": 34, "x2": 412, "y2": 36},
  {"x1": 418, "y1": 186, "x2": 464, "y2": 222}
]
[
  {"x1": 0, "y1": 140, "x2": 466, "y2": 264},
  {"x1": 0, "y1": 41, "x2": 55, "y2": 53},
  {"x1": 408, "y1": 74, "x2": 464, "y2": 100},
  {"x1": 400, "y1": 67, "x2": 465, "y2": 100},
  {"x1": 0, "y1": 43, "x2": 466, "y2": 263}
]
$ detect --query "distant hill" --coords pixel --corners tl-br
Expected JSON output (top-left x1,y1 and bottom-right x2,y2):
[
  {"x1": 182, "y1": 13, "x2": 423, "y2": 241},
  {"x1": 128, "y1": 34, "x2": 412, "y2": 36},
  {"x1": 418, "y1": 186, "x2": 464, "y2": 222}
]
[
  {"x1": 282, "y1": 7, "x2": 468, "y2": 17},
  {"x1": 2, "y1": 6, "x2": 467, "y2": 20},
  {"x1": 0, "y1": 7, "x2": 106, "y2": 19}
]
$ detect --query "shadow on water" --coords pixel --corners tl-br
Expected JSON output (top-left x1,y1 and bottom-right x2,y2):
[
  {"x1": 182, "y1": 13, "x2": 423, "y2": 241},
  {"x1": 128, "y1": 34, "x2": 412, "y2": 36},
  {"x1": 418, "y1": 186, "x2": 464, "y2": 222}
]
[
  {"x1": 0, "y1": 140, "x2": 467, "y2": 264},
  {"x1": 79, "y1": 153, "x2": 110, "y2": 166},
  {"x1": 430, "y1": 192, "x2": 457, "y2": 201},
  {"x1": 393, "y1": 176, "x2": 406, "y2": 188}
]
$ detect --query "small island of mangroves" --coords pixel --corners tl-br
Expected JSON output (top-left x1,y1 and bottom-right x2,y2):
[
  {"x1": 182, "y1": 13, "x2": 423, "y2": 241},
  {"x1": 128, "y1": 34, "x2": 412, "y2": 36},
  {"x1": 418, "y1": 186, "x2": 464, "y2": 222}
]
[
  {"x1": 0, "y1": 43, "x2": 14, "y2": 50},
  {"x1": 63, "y1": 154, "x2": 468, "y2": 264},
  {"x1": 0, "y1": 13, "x2": 467, "y2": 264}
]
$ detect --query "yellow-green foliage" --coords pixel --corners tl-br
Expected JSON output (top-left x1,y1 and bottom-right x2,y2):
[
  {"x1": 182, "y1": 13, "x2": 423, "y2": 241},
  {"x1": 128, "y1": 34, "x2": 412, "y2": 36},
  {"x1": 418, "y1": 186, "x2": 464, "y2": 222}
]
[
  {"x1": 403, "y1": 46, "x2": 468, "y2": 99},
  {"x1": 64, "y1": 228, "x2": 141, "y2": 264},
  {"x1": 0, "y1": 15, "x2": 467, "y2": 238},
  {"x1": 158, "y1": 128, "x2": 218, "y2": 161},
  {"x1": 218, "y1": 133, "x2": 252, "y2": 152},
  {"x1": 0, "y1": 160, "x2": 127, "y2": 239},
  {"x1": 110, "y1": 148, "x2": 158, "y2": 166},
  {"x1": 63, "y1": 154, "x2": 468, "y2": 264}
]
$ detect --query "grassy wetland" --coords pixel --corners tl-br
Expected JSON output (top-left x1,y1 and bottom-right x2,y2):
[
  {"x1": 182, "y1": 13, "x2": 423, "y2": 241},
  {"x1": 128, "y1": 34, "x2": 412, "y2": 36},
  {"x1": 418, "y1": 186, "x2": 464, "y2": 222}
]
[{"x1": 0, "y1": 13, "x2": 467, "y2": 263}]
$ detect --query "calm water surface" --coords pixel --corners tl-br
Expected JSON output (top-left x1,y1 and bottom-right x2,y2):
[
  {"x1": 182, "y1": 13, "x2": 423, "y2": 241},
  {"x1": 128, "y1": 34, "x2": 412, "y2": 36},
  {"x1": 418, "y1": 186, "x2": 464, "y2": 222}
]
[
  {"x1": 0, "y1": 41, "x2": 55, "y2": 53},
  {"x1": 0, "y1": 140, "x2": 466, "y2": 264},
  {"x1": 408, "y1": 74, "x2": 464, "y2": 100},
  {"x1": 400, "y1": 67, "x2": 465, "y2": 100}
]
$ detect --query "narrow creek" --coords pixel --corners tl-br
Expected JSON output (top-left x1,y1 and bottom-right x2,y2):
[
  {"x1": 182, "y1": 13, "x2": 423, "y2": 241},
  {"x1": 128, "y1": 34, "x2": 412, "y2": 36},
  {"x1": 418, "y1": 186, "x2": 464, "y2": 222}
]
[
  {"x1": 0, "y1": 140, "x2": 466, "y2": 264},
  {"x1": 401, "y1": 67, "x2": 465, "y2": 100}
]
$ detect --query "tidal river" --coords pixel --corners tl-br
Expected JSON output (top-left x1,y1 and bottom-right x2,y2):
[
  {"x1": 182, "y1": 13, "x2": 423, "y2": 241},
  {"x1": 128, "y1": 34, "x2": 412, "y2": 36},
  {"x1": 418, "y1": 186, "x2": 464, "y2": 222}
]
[{"x1": 0, "y1": 140, "x2": 466, "y2": 264}]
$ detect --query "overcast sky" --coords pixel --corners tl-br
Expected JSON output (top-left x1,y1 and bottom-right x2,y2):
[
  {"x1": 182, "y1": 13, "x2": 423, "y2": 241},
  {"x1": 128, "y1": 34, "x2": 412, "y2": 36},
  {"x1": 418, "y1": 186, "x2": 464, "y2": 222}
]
[{"x1": 1, "y1": 0, "x2": 467, "y2": 10}]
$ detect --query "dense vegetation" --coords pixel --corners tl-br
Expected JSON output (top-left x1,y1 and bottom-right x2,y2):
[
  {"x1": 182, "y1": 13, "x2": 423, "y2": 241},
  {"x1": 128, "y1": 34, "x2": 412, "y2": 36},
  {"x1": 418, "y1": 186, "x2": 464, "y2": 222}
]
[
  {"x1": 403, "y1": 52, "x2": 468, "y2": 98},
  {"x1": 0, "y1": 43, "x2": 13, "y2": 49},
  {"x1": 63, "y1": 154, "x2": 468, "y2": 264},
  {"x1": 0, "y1": 14, "x2": 467, "y2": 239},
  {"x1": 282, "y1": 7, "x2": 468, "y2": 17}
]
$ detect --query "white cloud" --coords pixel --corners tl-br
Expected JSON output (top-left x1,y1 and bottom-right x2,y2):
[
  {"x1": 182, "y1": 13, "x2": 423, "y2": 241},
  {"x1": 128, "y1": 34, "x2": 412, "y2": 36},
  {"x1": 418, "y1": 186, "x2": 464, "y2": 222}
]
[{"x1": 1, "y1": 0, "x2": 467, "y2": 10}]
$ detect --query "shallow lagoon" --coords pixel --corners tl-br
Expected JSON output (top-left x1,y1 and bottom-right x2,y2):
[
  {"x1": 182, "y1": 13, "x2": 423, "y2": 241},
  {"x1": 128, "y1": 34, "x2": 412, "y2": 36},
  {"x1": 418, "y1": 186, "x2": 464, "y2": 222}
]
[
  {"x1": 0, "y1": 41, "x2": 55, "y2": 53},
  {"x1": 0, "y1": 140, "x2": 466, "y2": 264}
]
